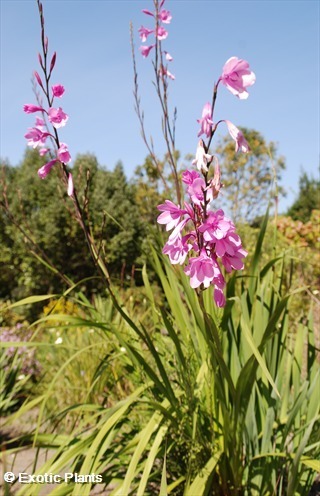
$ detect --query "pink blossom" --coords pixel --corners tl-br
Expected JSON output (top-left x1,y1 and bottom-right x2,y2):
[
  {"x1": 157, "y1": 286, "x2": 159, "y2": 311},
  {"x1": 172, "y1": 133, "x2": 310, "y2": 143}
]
[
  {"x1": 159, "y1": 9, "x2": 172, "y2": 24},
  {"x1": 221, "y1": 246, "x2": 248, "y2": 273},
  {"x1": 211, "y1": 157, "x2": 222, "y2": 199},
  {"x1": 67, "y1": 173, "x2": 74, "y2": 197},
  {"x1": 160, "y1": 65, "x2": 175, "y2": 80},
  {"x1": 35, "y1": 117, "x2": 45, "y2": 129},
  {"x1": 224, "y1": 120, "x2": 250, "y2": 152},
  {"x1": 157, "y1": 200, "x2": 186, "y2": 231},
  {"x1": 219, "y1": 56, "x2": 256, "y2": 100},
  {"x1": 214, "y1": 287, "x2": 226, "y2": 307},
  {"x1": 138, "y1": 26, "x2": 154, "y2": 42},
  {"x1": 156, "y1": 26, "x2": 168, "y2": 40},
  {"x1": 139, "y1": 44, "x2": 155, "y2": 58},
  {"x1": 199, "y1": 210, "x2": 234, "y2": 243},
  {"x1": 186, "y1": 177, "x2": 213, "y2": 206},
  {"x1": 162, "y1": 235, "x2": 191, "y2": 265},
  {"x1": 167, "y1": 217, "x2": 191, "y2": 245},
  {"x1": 182, "y1": 170, "x2": 200, "y2": 185},
  {"x1": 39, "y1": 148, "x2": 49, "y2": 156},
  {"x1": 52, "y1": 84, "x2": 65, "y2": 98},
  {"x1": 38, "y1": 159, "x2": 57, "y2": 179},
  {"x1": 197, "y1": 102, "x2": 214, "y2": 138},
  {"x1": 48, "y1": 107, "x2": 68, "y2": 129},
  {"x1": 184, "y1": 251, "x2": 217, "y2": 289},
  {"x1": 24, "y1": 127, "x2": 50, "y2": 148},
  {"x1": 58, "y1": 143, "x2": 71, "y2": 164},
  {"x1": 192, "y1": 139, "x2": 213, "y2": 173},
  {"x1": 23, "y1": 104, "x2": 45, "y2": 114}
]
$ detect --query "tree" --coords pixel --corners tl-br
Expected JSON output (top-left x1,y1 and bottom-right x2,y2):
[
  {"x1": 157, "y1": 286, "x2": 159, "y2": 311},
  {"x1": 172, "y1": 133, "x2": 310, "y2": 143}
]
[
  {"x1": 214, "y1": 128, "x2": 286, "y2": 223},
  {"x1": 286, "y1": 170, "x2": 320, "y2": 223}
]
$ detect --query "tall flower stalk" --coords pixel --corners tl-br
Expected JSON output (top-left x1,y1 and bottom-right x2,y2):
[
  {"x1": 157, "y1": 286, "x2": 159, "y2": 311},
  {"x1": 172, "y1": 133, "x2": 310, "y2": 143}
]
[{"x1": 157, "y1": 56, "x2": 256, "y2": 306}]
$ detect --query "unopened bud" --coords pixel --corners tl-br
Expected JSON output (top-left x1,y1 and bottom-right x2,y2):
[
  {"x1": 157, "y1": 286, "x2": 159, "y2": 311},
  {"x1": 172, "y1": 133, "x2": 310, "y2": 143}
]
[
  {"x1": 50, "y1": 52, "x2": 56, "y2": 73},
  {"x1": 34, "y1": 71, "x2": 44, "y2": 89},
  {"x1": 38, "y1": 53, "x2": 43, "y2": 68},
  {"x1": 44, "y1": 36, "x2": 48, "y2": 53}
]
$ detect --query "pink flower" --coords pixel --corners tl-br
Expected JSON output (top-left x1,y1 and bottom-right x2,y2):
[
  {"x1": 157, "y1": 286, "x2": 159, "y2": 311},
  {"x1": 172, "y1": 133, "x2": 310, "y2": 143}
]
[
  {"x1": 58, "y1": 143, "x2": 71, "y2": 164},
  {"x1": 197, "y1": 102, "x2": 214, "y2": 138},
  {"x1": 139, "y1": 44, "x2": 155, "y2": 58},
  {"x1": 48, "y1": 107, "x2": 68, "y2": 129},
  {"x1": 67, "y1": 173, "x2": 74, "y2": 197},
  {"x1": 159, "y1": 9, "x2": 172, "y2": 24},
  {"x1": 39, "y1": 148, "x2": 49, "y2": 156},
  {"x1": 192, "y1": 139, "x2": 213, "y2": 173},
  {"x1": 224, "y1": 120, "x2": 250, "y2": 153},
  {"x1": 156, "y1": 26, "x2": 168, "y2": 40},
  {"x1": 157, "y1": 200, "x2": 186, "y2": 231},
  {"x1": 35, "y1": 117, "x2": 45, "y2": 129},
  {"x1": 52, "y1": 84, "x2": 65, "y2": 98},
  {"x1": 199, "y1": 210, "x2": 234, "y2": 243},
  {"x1": 211, "y1": 158, "x2": 222, "y2": 199},
  {"x1": 186, "y1": 177, "x2": 213, "y2": 206},
  {"x1": 162, "y1": 235, "x2": 191, "y2": 265},
  {"x1": 164, "y1": 51, "x2": 173, "y2": 61},
  {"x1": 184, "y1": 251, "x2": 217, "y2": 289},
  {"x1": 214, "y1": 287, "x2": 226, "y2": 308},
  {"x1": 219, "y1": 56, "x2": 256, "y2": 100},
  {"x1": 24, "y1": 127, "x2": 50, "y2": 148},
  {"x1": 182, "y1": 170, "x2": 200, "y2": 185},
  {"x1": 138, "y1": 26, "x2": 154, "y2": 42},
  {"x1": 221, "y1": 245, "x2": 248, "y2": 272},
  {"x1": 38, "y1": 159, "x2": 57, "y2": 179},
  {"x1": 23, "y1": 104, "x2": 45, "y2": 114}
]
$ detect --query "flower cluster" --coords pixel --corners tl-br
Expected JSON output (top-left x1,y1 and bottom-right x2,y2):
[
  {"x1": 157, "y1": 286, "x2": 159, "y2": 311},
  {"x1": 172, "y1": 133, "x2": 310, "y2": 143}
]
[
  {"x1": 23, "y1": 3, "x2": 73, "y2": 196},
  {"x1": 157, "y1": 57, "x2": 255, "y2": 306},
  {"x1": 139, "y1": 0, "x2": 174, "y2": 80}
]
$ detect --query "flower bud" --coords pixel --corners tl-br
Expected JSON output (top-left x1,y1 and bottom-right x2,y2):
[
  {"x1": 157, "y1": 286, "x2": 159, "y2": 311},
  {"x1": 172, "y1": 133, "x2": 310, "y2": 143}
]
[
  {"x1": 34, "y1": 71, "x2": 44, "y2": 89},
  {"x1": 50, "y1": 52, "x2": 56, "y2": 73}
]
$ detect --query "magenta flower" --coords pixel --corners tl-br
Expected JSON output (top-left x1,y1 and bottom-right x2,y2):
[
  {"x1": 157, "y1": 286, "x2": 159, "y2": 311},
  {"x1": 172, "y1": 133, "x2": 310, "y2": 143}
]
[
  {"x1": 39, "y1": 148, "x2": 49, "y2": 156},
  {"x1": 184, "y1": 251, "x2": 217, "y2": 289},
  {"x1": 138, "y1": 26, "x2": 154, "y2": 42},
  {"x1": 58, "y1": 143, "x2": 71, "y2": 164},
  {"x1": 52, "y1": 84, "x2": 65, "y2": 98},
  {"x1": 24, "y1": 127, "x2": 50, "y2": 148},
  {"x1": 219, "y1": 56, "x2": 256, "y2": 100},
  {"x1": 197, "y1": 102, "x2": 214, "y2": 138},
  {"x1": 162, "y1": 235, "x2": 191, "y2": 265},
  {"x1": 67, "y1": 173, "x2": 74, "y2": 197},
  {"x1": 156, "y1": 26, "x2": 168, "y2": 40},
  {"x1": 182, "y1": 169, "x2": 200, "y2": 185},
  {"x1": 139, "y1": 44, "x2": 155, "y2": 58},
  {"x1": 48, "y1": 107, "x2": 68, "y2": 129},
  {"x1": 38, "y1": 159, "x2": 57, "y2": 179},
  {"x1": 157, "y1": 200, "x2": 186, "y2": 231},
  {"x1": 23, "y1": 104, "x2": 45, "y2": 114},
  {"x1": 199, "y1": 210, "x2": 234, "y2": 243},
  {"x1": 187, "y1": 177, "x2": 213, "y2": 206},
  {"x1": 224, "y1": 120, "x2": 250, "y2": 153},
  {"x1": 192, "y1": 139, "x2": 213, "y2": 173},
  {"x1": 159, "y1": 9, "x2": 172, "y2": 24},
  {"x1": 35, "y1": 116, "x2": 45, "y2": 129}
]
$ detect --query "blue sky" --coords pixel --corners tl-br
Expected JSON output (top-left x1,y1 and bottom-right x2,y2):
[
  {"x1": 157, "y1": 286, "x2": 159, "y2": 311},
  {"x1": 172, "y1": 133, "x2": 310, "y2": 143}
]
[{"x1": 1, "y1": 0, "x2": 319, "y2": 213}]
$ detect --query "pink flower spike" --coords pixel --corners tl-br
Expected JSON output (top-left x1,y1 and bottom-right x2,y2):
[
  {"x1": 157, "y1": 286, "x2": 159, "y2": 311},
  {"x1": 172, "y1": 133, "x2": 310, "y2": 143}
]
[
  {"x1": 48, "y1": 107, "x2": 68, "y2": 129},
  {"x1": 52, "y1": 84, "x2": 65, "y2": 98},
  {"x1": 156, "y1": 26, "x2": 168, "y2": 40},
  {"x1": 58, "y1": 143, "x2": 71, "y2": 164},
  {"x1": 138, "y1": 26, "x2": 154, "y2": 42},
  {"x1": 159, "y1": 9, "x2": 172, "y2": 24},
  {"x1": 23, "y1": 104, "x2": 45, "y2": 114},
  {"x1": 224, "y1": 120, "x2": 250, "y2": 153},
  {"x1": 219, "y1": 56, "x2": 256, "y2": 99},
  {"x1": 139, "y1": 44, "x2": 155, "y2": 58},
  {"x1": 38, "y1": 159, "x2": 57, "y2": 179},
  {"x1": 197, "y1": 102, "x2": 214, "y2": 138},
  {"x1": 67, "y1": 173, "x2": 74, "y2": 197},
  {"x1": 164, "y1": 51, "x2": 173, "y2": 62}
]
